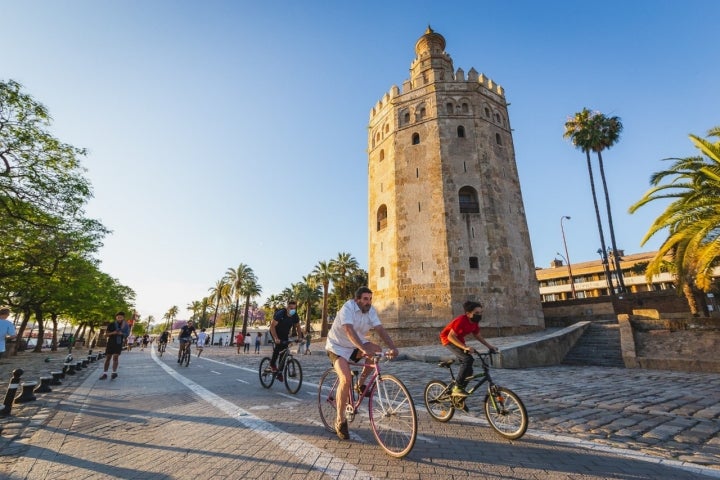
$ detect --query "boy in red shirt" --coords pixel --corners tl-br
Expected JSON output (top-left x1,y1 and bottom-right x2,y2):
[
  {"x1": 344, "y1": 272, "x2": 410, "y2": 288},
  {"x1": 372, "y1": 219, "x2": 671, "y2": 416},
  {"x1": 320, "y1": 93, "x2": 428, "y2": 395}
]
[{"x1": 440, "y1": 301, "x2": 497, "y2": 396}]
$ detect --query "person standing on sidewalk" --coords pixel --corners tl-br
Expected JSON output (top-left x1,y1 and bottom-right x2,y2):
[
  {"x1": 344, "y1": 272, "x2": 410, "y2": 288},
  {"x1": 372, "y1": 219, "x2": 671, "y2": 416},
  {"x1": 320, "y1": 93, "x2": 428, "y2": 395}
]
[
  {"x1": 100, "y1": 312, "x2": 130, "y2": 380},
  {"x1": 244, "y1": 332, "x2": 251, "y2": 353},
  {"x1": 235, "y1": 332, "x2": 244, "y2": 354},
  {"x1": 0, "y1": 308, "x2": 17, "y2": 359},
  {"x1": 254, "y1": 332, "x2": 261, "y2": 354},
  {"x1": 440, "y1": 300, "x2": 497, "y2": 397}
]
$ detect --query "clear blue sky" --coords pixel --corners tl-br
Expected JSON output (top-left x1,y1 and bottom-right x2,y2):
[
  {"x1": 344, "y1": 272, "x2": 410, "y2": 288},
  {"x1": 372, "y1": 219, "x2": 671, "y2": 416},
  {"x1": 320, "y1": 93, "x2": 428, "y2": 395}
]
[{"x1": 2, "y1": 1, "x2": 718, "y2": 323}]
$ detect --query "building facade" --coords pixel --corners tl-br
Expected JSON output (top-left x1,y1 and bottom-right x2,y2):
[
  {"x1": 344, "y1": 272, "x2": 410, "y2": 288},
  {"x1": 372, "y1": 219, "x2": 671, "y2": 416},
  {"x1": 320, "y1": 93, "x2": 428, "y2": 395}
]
[{"x1": 367, "y1": 28, "x2": 544, "y2": 345}]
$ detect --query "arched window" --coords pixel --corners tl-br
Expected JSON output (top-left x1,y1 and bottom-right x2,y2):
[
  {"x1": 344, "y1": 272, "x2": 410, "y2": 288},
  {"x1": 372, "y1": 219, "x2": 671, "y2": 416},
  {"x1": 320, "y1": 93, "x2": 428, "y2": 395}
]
[
  {"x1": 380, "y1": 267, "x2": 385, "y2": 278},
  {"x1": 495, "y1": 133, "x2": 502, "y2": 145},
  {"x1": 384, "y1": 124, "x2": 389, "y2": 133},
  {"x1": 462, "y1": 103, "x2": 469, "y2": 113},
  {"x1": 379, "y1": 149, "x2": 385, "y2": 161},
  {"x1": 376, "y1": 204, "x2": 388, "y2": 231},
  {"x1": 459, "y1": 186, "x2": 479, "y2": 213},
  {"x1": 484, "y1": 107, "x2": 490, "y2": 117},
  {"x1": 469, "y1": 257, "x2": 479, "y2": 269},
  {"x1": 412, "y1": 133, "x2": 420, "y2": 145},
  {"x1": 446, "y1": 103, "x2": 453, "y2": 114},
  {"x1": 404, "y1": 112, "x2": 410, "y2": 124},
  {"x1": 457, "y1": 126, "x2": 465, "y2": 138},
  {"x1": 376, "y1": 132, "x2": 381, "y2": 142},
  {"x1": 419, "y1": 107, "x2": 426, "y2": 119}
]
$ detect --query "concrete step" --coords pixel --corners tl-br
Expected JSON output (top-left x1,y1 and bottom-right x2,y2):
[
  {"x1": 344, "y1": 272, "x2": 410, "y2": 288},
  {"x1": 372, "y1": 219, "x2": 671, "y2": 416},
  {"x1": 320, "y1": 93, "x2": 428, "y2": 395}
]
[{"x1": 562, "y1": 322, "x2": 625, "y2": 368}]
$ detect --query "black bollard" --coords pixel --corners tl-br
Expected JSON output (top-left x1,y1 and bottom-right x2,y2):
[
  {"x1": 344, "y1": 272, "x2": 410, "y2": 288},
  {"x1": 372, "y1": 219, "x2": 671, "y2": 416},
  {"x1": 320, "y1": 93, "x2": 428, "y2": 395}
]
[
  {"x1": 0, "y1": 369, "x2": 23, "y2": 417},
  {"x1": 75, "y1": 361, "x2": 84, "y2": 370},
  {"x1": 50, "y1": 371, "x2": 63, "y2": 385},
  {"x1": 64, "y1": 363, "x2": 76, "y2": 375},
  {"x1": 81, "y1": 358, "x2": 89, "y2": 368},
  {"x1": 15, "y1": 381, "x2": 37, "y2": 403},
  {"x1": 34, "y1": 376, "x2": 52, "y2": 394}
]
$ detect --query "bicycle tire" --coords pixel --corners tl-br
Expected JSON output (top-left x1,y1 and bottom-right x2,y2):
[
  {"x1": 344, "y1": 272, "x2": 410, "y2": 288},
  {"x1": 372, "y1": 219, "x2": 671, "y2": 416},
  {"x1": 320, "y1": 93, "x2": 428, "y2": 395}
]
[
  {"x1": 317, "y1": 368, "x2": 339, "y2": 433},
  {"x1": 423, "y1": 380, "x2": 454, "y2": 422},
  {"x1": 484, "y1": 386, "x2": 528, "y2": 440},
  {"x1": 284, "y1": 358, "x2": 303, "y2": 394},
  {"x1": 183, "y1": 348, "x2": 191, "y2": 367},
  {"x1": 368, "y1": 374, "x2": 417, "y2": 458},
  {"x1": 258, "y1": 357, "x2": 275, "y2": 388},
  {"x1": 158, "y1": 344, "x2": 164, "y2": 357}
]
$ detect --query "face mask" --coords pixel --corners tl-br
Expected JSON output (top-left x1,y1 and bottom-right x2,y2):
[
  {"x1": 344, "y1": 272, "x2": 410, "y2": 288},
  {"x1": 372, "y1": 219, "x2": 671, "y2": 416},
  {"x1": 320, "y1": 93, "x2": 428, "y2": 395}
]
[
  {"x1": 289, "y1": 309, "x2": 296, "y2": 316},
  {"x1": 472, "y1": 314, "x2": 482, "y2": 322}
]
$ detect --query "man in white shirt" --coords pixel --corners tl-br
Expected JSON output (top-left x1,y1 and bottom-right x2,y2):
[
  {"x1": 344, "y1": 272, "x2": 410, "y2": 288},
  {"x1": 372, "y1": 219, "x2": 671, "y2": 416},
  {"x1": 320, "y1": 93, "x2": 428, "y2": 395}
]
[{"x1": 325, "y1": 287, "x2": 398, "y2": 440}]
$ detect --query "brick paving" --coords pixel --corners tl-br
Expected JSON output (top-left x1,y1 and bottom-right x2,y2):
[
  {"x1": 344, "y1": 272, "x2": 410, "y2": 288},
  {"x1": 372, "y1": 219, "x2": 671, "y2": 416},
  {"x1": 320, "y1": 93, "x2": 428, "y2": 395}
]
[{"x1": 0, "y1": 335, "x2": 718, "y2": 479}]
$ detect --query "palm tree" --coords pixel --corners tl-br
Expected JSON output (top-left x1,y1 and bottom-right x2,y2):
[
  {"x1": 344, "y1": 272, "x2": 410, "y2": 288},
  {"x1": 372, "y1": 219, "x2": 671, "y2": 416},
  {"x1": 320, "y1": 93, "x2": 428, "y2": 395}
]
[
  {"x1": 240, "y1": 277, "x2": 262, "y2": 336},
  {"x1": 225, "y1": 263, "x2": 257, "y2": 345},
  {"x1": 297, "y1": 275, "x2": 321, "y2": 335},
  {"x1": 186, "y1": 300, "x2": 202, "y2": 323},
  {"x1": 164, "y1": 305, "x2": 178, "y2": 331},
  {"x1": 330, "y1": 252, "x2": 360, "y2": 302},
  {"x1": 588, "y1": 111, "x2": 626, "y2": 293},
  {"x1": 629, "y1": 126, "x2": 720, "y2": 314},
  {"x1": 312, "y1": 260, "x2": 333, "y2": 337},
  {"x1": 564, "y1": 108, "x2": 615, "y2": 295},
  {"x1": 208, "y1": 278, "x2": 230, "y2": 345}
]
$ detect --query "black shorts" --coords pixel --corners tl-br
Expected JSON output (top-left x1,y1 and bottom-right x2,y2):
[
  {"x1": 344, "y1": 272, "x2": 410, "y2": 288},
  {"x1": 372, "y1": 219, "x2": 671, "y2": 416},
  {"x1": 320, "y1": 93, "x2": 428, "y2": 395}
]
[
  {"x1": 326, "y1": 348, "x2": 363, "y2": 364},
  {"x1": 105, "y1": 341, "x2": 123, "y2": 355}
]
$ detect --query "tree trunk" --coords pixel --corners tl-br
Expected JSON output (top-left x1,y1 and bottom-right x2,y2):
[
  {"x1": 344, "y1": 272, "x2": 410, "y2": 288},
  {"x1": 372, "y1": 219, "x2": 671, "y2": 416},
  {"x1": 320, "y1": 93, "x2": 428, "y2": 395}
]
[
  {"x1": 229, "y1": 298, "x2": 240, "y2": 345},
  {"x1": 585, "y1": 149, "x2": 614, "y2": 295},
  {"x1": 51, "y1": 313, "x2": 59, "y2": 351},
  {"x1": 241, "y1": 295, "x2": 251, "y2": 337},
  {"x1": 32, "y1": 307, "x2": 44, "y2": 353},
  {"x1": 596, "y1": 151, "x2": 626, "y2": 293},
  {"x1": 682, "y1": 283, "x2": 699, "y2": 316},
  {"x1": 320, "y1": 283, "x2": 329, "y2": 338}
]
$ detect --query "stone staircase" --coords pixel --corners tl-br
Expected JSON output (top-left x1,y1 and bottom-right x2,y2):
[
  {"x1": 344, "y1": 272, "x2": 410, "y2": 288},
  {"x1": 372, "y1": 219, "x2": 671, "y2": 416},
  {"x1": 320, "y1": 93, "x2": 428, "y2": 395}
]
[{"x1": 562, "y1": 321, "x2": 625, "y2": 367}]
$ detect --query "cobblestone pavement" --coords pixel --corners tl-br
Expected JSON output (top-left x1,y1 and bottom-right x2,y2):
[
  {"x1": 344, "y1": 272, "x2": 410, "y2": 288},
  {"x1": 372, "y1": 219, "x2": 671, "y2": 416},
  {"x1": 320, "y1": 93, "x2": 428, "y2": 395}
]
[{"x1": 0, "y1": 336, "x2": 718, "y2": 479}]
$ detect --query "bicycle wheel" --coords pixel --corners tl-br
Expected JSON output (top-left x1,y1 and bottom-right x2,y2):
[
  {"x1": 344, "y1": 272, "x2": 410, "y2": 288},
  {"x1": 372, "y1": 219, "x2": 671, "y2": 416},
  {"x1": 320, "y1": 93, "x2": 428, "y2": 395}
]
[
  {"x1": 423, "y1": 380, "x2": 454, "y2": 422},
  {"x1": 368, "y1": 374, "x2": 417, "y2": 458},
  {"x1": 484, "y1": 386, "x2": 528, "y2": 440},
  {"x1": 317, "y1": 368, "x2": 339, "y2": 433},
  {"x1": 258, "y1": 357, "x2": 275, "y2": 388},
  {"x1": 183, "y1": 349, "x2": 191, "y2": 367},
  {"x1": 284, "y1": 358, "x2": 303, "y2": 394},
  {"x1": 158, "y1": 344, "x2": 164, "y2": 357}
]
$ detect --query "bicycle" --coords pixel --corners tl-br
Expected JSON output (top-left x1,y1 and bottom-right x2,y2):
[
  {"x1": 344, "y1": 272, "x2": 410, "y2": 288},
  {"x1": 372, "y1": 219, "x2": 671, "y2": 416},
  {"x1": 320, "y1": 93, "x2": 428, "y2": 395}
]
[
  {"x1": 317, "y1": 353, "x2": 417, "y2": 458},
  {"x1": 258, "y1": 340, "x2": 303, "y2": 394},
  {"x1": 423, "y1": 351, "x2": 528, "y2": 440},
  {"x1": 178, "y1": 342, "x2": 191, "y2": 367},
  {"x1": 158, "y1": 341, "x2": 167, "y2": 357}
]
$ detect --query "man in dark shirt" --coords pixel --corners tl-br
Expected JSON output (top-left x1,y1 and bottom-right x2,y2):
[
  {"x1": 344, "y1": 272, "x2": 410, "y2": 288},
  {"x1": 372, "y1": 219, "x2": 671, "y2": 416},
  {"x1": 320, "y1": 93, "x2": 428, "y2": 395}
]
[
  {"x1": 177, "y1": 320, "x2": 198, "y2": 363},
  {"x1": 269, "y1": 300, "x2": 304, "y2": 380}
]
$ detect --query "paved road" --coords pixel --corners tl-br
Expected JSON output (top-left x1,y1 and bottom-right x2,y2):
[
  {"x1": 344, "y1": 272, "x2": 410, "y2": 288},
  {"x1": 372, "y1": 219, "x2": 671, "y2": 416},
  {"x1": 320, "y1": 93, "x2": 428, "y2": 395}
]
[{"x1": 2, "y1": 343, "x2": 718, "y2": 479}]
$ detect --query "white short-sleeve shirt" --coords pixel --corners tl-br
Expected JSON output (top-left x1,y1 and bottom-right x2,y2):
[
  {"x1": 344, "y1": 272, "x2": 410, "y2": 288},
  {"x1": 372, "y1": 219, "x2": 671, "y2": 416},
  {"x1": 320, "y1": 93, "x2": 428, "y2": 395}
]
[{"x1": 325, "y1": 299, "x2": 382, "y2": 360}]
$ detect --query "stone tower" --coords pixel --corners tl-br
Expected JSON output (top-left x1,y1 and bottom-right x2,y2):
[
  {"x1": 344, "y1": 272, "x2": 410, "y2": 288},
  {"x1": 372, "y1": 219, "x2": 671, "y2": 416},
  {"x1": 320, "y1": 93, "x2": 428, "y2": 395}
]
[{"x1": 367, "y1": 28, "x2": 544, "y2": 345}]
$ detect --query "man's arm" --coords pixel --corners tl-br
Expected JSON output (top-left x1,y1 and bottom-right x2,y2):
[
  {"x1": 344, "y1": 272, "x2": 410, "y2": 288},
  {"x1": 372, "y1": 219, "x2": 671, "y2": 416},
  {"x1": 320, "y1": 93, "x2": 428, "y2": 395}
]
[
  {"x1": 371, "y1": 325, "x2": 398, "y2": 357},
  {"x1": 269, "y1": 320, "x2": 280, "y2": 343}
]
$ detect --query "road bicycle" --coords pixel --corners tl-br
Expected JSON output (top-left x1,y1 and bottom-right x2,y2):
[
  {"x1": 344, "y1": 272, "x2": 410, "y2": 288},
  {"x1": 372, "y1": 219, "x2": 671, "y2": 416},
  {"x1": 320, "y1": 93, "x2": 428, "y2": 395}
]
[
  {"x1": 158, "y1": 341, "x2": 167, "y2": 357},
  {"x1": 423, "y1": 351, "x2": 528, "y2": 440},
  {"x1": 317, "y1": 353, "x2": 417, "y2": 458},
  {"x1": 178, "y1": 342, "x2": 191, "y2": 367},
  {"x1": 258, "y1": 340, "x2": 303, "y2": 394}
]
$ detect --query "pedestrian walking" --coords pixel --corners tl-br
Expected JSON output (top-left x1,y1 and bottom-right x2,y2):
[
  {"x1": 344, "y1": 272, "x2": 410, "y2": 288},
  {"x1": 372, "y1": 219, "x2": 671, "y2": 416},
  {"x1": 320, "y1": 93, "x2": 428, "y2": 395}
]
[
  {"x1": 236, "y1": 332, "x2": 244, "y2": 354},
  {"x1": 0, "y1": 308, "x2": 17, "y2": 359},
  {"x1": 254, "y1": 332, "x2": 261, "y2": 354},
  {"x1": 244, "y1": 332, "x2": 251, "y2": 353}
]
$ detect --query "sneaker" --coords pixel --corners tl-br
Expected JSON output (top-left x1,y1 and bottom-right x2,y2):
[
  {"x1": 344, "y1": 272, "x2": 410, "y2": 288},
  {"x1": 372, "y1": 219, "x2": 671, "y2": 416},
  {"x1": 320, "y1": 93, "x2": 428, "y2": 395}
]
[
  {"x1": 99, "y1": 373, "x2": 107, "y2": 380},
  {"x1": 270, "y1": 366, "x2": 278, "y2": 372},
  {"x1": 111, "y1": 372, "x2": 118, "y2": 379},
  {"x1": 451, "y1": 386, "x2": 469, "y2": 397},
  {"x1": 335, "y1": 420, "x2": 350, "y2": 440}
]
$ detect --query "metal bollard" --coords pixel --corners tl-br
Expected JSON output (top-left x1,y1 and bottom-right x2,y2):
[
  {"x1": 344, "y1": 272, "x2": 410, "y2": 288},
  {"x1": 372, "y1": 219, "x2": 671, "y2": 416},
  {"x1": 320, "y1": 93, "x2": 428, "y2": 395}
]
[
  {"x1": 75, "y1": 361, "x2": 84, "y2": 370},
  {"x1": 81, "y1": 358, "x2": 89, "y2": 368},
  {"x1": 15, "y1": 380, "x2": 37, "y2": 403},
  {"x1": 34, "y1": 376, "x2": 53, "y2": 394},
  {"x1": 64, "y1": 363, "x2": 76, "y2": 375},
  {"x1": 0, "y1": 369, "x2": 23, "y2": 417},
  {"x1": 50, "y1": 371, "x2": 63, "y2": 385}
]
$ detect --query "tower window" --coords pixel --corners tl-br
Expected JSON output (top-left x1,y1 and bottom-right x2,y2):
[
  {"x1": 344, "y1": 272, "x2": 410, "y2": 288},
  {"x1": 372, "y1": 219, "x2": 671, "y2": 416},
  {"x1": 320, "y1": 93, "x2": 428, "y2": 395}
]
[
  {"x1": 459, "y1": 186, "x2": 479, "y2": 213},
  {"x1": 376, "y1": 204, "x2": 388, "y2": 231},
  {"x1": 457, "y1": 126, "x2": 465, "y2": 138},
  {"x1": 495, "y1": 133, "x2": 502, "y2": 145},
  {"x1": 484, "y1": 107, "x2": 490, "y2": 117},
  {"x1": 379, "y1": 149, "x2": 385, "y2": 161},
  {"x1": 419, "y1": 107, "x2": 426, "y2": 119},
  {"x1": 462, "y1": 103, "x2": 469, "y2": 113},
  {"x1": 384, "y1": 124, "x2": 389, "y2": 133},
  {"x1": 412, "y1": 133, "x2": 420, "y2": 145},
  {"x1": 446, "y1": 103, "x2": 453, "y2": 114},
  {"x1": 380, "y1": 267, "x2": 385, "y2": 278},
  {"x1": 469, "y1": 257, "x2": 479, "y2": 269},
  {"x1": 404, "y1": 112, "x2": 410, "y2": 124}
]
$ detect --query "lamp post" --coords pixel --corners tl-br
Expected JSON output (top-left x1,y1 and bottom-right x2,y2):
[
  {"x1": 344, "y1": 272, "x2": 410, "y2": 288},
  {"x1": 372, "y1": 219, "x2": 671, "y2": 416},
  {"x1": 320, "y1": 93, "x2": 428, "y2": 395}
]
[
  {"x1": 597, "y1": 248, "x2": 614, "y2": 295},
  {"x1": 560, "y1": 216, "x2": 576, "y2": 299}
]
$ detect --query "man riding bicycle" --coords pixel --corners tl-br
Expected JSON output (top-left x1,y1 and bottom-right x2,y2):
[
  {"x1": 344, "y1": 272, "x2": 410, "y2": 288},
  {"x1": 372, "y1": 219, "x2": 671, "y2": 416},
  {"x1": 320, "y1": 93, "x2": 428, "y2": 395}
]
[
  {"x1": 177, "y1": 320, "x2": 198, "y2": 363},
  {"x1": 158, "y1": 330, "x2": 170, "y2": 352},
  {"x1": 269, "y1": 300, "x2": 304, "y2": 382}
]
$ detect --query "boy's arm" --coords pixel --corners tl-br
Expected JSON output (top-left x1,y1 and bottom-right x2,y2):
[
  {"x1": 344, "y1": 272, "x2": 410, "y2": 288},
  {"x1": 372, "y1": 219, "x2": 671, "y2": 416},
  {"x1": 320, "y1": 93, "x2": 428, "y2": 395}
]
[{"x1": 473, "y1": 332, "x2": 497, "y2": 352}]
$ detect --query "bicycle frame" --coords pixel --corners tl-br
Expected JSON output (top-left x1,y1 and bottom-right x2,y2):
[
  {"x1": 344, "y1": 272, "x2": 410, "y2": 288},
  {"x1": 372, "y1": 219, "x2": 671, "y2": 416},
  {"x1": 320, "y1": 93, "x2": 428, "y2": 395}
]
[
  {"x1": 343, "y1": 354, "x2": 384, "y2": 415},
  {"x1": 446, "y1": 352, "x2": 503, "y2": 407}
]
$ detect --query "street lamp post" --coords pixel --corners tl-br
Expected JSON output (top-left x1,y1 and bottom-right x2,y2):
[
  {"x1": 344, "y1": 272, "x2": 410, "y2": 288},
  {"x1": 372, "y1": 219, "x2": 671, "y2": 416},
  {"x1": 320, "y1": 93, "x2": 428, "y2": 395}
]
[
  {"x1": 560, "y1": 216, "x2": 576, "y2": 299},
  {"x1": 597, "y1": 248, "x2": 614, "y2": 295}
]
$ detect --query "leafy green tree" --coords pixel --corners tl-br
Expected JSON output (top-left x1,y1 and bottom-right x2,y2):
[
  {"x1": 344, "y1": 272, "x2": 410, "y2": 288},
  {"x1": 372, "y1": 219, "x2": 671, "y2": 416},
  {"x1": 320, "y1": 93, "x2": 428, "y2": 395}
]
[
  {"x1": 629, "y1": 126, "x2": 720, "y2": 314},
  {"x1": 208, "y1": 278, "x2": 230, "y2": 344},
  {"x1": 330, "y1": 252, "x2": 360, "y2": 302},
  {"x1": 564, "y1": 108, "x2": 615, "y2": 294},
  {"x1": 225, "y1": 263, "x2": 257, "y2": 344},
  {"x1": 164, "y1": 305, "x2": 179, "y2": 331},
  {"x1": 240, "y1": 277, "x2": 262, "y2": 337},
  {"x1": 295, "y1": 275, "x2": 321, "y2": 335}
]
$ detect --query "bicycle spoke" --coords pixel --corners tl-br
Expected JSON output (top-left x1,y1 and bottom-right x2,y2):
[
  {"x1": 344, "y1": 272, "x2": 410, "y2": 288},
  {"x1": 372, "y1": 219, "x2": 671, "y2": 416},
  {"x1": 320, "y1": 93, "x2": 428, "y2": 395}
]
[{"x1": 369, "y1": 374, "x2": 417, "y2": 458}]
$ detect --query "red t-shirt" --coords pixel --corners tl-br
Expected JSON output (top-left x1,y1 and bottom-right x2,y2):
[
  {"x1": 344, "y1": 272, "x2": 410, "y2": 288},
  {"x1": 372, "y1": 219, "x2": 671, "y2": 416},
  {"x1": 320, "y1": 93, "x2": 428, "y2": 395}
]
[
  {"x1": 440, "y1": 314, "x2": 479, "y2": 346},
  {"x1": 236, "y1": 333, "x2": 244, "y2": 344}
]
